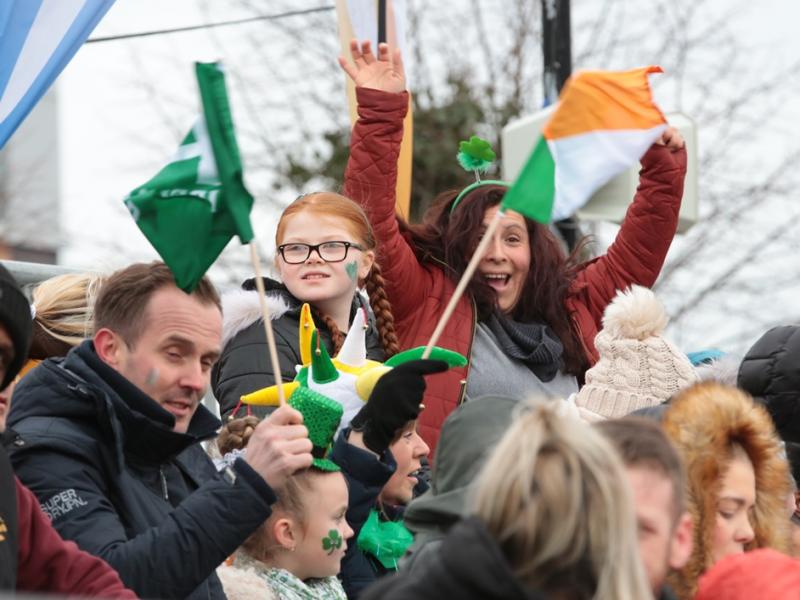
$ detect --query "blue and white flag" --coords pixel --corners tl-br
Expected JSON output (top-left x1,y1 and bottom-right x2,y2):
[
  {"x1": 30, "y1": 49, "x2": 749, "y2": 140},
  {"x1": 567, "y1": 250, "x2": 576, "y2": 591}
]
[{"x1": 0, "y1": 0, "x2": 115, "y2": 149}]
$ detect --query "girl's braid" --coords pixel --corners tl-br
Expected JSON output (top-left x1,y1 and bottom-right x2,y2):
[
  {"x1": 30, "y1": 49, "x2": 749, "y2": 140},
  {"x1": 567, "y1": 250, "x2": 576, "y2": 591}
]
[
  {"x1": 217, "y1": 416, "x2": 260, "y2": 456},
  {"x1": 311, "y1": 307, "x2": 345, "y2": 356},
  {"x1": 364, "y1": 262, "x2": 400, "y2": 358}
]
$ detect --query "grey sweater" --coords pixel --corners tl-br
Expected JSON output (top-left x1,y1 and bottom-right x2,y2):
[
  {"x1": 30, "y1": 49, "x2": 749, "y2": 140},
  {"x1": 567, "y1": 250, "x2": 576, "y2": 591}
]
[{"x1": 465, "y1": 322, "x2": 578, "y2": 402}]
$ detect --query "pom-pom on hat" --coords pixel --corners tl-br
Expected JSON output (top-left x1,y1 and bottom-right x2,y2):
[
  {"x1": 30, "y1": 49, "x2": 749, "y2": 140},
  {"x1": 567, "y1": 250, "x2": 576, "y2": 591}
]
[
  {"x1": 288, "y1": 386, "x2": 343, "y2": 472},
  {"x1": 0, "y1": 264, "x2": 32, "y2": 389},
  {"x1": 575, "y1": 285, "x2": 697, "y2": 420}
]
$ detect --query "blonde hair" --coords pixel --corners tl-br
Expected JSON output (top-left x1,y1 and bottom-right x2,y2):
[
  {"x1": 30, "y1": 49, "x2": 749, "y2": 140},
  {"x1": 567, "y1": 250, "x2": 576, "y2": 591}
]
[
  {"x1": 30, "y1": 272, "x2": 106, "y2": 359},
  {"x1": 473, "y1": 402, "x2": 652, "y2": 600},
  {"x1": 275, "y1": 192, "x2": 399, "y2": 357}
]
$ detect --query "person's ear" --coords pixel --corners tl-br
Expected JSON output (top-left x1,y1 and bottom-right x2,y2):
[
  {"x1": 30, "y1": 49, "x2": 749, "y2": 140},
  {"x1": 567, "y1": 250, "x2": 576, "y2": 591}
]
[
  {"x1": 273, "y1": 516, "x2": 299, "y2": 551},
  {"x1": 94, "y1": 328, "x2": 125, "y2": 368},
  {"x1": 359, "y1": 250, "x2": 375, "y2": 282},
  {"x1": 668, "y1": 511, "x2": 694, "y2": 570}
]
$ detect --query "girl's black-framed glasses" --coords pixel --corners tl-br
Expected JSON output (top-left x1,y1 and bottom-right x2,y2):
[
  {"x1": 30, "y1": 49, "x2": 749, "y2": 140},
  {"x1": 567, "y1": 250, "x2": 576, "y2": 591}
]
[{"x1": 277, "y1": 241, "x2": 365, "y2": 264}]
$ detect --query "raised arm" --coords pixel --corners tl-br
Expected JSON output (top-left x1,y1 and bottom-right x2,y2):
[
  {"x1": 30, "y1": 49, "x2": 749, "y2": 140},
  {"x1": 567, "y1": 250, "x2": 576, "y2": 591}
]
[
  {"x1": 340, "y1": 40, "x2": 435, "y2": 323},
  {"x1": 572, "y1": 127, "x2": 687, "y2": 324}
]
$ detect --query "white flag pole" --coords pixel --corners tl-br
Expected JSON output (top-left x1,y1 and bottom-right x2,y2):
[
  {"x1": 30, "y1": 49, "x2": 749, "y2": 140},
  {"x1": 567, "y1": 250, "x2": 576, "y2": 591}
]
[
  {"x1": 248, "y1": 241, "x2": 286, "y2": 406},
  {"x1": 421, "y1": 209, "x2": 505, "y2": 358}
]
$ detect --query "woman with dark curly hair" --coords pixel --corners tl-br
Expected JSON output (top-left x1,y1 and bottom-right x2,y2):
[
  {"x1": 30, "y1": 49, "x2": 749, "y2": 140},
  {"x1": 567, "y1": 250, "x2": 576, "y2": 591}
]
[{"x1": 339, "y1": 40, "x2": 688, "y2": 451}]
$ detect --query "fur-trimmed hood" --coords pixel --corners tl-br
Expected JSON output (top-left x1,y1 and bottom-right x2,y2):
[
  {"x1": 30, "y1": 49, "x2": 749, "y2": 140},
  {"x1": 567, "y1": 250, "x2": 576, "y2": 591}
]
[
  {"x1": 221, "y1": 286, "x2": 293, "y2": 349},
  {"x1": 219, "y1": 277, "x2": 374, "y2": 350},
  {"x1": 663, "y1": 381, "x2": 792, "y2": 600}
]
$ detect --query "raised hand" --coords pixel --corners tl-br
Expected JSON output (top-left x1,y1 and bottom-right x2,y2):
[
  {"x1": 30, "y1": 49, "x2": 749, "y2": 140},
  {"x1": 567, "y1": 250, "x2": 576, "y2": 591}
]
[
  {"x1": 338, "y1": 39, "x2": 406, "y2": 94},
  {"x1": 654, "y1": 126, "x2": 685, "y2": 151}
]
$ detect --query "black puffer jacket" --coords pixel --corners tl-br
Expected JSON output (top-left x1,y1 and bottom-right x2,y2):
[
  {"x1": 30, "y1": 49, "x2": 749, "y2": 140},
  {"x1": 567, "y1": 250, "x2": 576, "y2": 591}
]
[
  {"x1": 738, "y1": 325, "x2": 800, "y2": 443},
  {"x1": 331, "y1": 430, "x2": 401, "y2": 599},
  {"x1": 361, "y1": 517, "x2": 546, "y2": 600},
  {"x1": 212, "y1": 278, "x2": 385, "y2": 420},
  {"x1": 7, "y1": 341, "x2": 276, "y2": 600}
]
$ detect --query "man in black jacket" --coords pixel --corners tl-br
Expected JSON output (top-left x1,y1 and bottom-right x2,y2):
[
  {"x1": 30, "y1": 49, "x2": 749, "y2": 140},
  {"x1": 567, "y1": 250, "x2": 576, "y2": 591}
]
[{"x1": 7, "y1": 262, "x2": 313, "y2": 599}]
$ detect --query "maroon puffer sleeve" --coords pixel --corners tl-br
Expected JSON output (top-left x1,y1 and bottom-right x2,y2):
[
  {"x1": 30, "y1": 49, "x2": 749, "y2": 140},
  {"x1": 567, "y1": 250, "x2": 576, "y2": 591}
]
[
  {"x1": 572, "y1": 143, "x2": 687, "y2": 326},
  {"x1": 344, "y1": 87, "x2": 434, "y2": 323}
]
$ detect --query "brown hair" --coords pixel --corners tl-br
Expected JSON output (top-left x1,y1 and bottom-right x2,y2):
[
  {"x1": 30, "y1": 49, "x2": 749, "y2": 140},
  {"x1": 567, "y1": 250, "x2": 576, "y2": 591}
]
[
  {"x1": 29, "y1": 272, "x2": 106, "y2": 359},
  {"x1": 217, "y1": 416, "x2": 260, "y2": 455},
  {"x1": 663, "y1": 382, "x2": 792, "y2": 599},
  {"x1": 218, "y1": 416, "x2": 329, "y2": 560},
  {"x1": 275, "y1": 192, "x2": 399, "y2": 357},
  {"x1": 401, "y1": 186, "x2": 589, "y2": 375},
  {"x1": 596, "y1": 417, "x2": 687, "y2": 521},
  {"x1": 94, "y1": 261, "x2": 220, "y2": 346}
]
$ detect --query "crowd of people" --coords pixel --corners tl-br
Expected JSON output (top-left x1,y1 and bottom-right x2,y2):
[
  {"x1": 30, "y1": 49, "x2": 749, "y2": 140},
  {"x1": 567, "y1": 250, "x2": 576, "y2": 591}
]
[{"x1": 2, "y1": 39, "x2": 800, "y2": 599}]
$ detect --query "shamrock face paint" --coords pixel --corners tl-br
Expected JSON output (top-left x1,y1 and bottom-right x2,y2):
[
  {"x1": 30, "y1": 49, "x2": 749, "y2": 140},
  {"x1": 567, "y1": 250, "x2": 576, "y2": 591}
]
[
  {"x1": 345, "y1": 260, "x2": 358, "y2": 282},
  {"x1": 286, "y1": 472, "x2": 352, "y2": 580},
  {"x1": 322, "y1": 529, "x2": 343, "y2": 555}
]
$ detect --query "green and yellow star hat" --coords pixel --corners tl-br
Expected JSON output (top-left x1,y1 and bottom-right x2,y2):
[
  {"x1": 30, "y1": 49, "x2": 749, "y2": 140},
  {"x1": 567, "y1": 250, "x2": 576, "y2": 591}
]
[{"x1": 287, "y1": 386, "x2": 342, "y2": 472}]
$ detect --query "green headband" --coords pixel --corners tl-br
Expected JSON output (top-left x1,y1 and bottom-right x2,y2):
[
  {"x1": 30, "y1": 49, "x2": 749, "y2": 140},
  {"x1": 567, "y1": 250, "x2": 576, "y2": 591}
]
[
  {"x1": 449, "y1": 179, "x2": 510, "y2": 215},
  {"x1": 450, "y1": 135, "x2": 509, "y2": 215}
]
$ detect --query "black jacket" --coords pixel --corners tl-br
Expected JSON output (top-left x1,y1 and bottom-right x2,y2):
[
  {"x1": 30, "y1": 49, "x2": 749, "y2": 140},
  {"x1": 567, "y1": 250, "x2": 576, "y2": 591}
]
[
  {"x1": 212, "y1": 278, "x2": 385, "y2": 420},
  {"x1": 331, "y1": 430, "x2": 427, "y2": 599},
  {"x1": 738, "y1": 325, "x2": 800, "y2": 443},
  {"x1": 361, "y1": 517, "x2": 546, "y2": 600},
  {"x1": 331, "y1": 430, "x2": 396, "y2": 599},
  {"x1": 6, "y1": 341, "x2": 276, "y2": 600}
]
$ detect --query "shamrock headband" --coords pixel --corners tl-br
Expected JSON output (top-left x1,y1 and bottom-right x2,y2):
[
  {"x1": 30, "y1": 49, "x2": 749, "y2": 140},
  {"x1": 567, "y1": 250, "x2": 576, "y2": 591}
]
[{"x1": 449, "y1": 136, "x2": 510, "y2": 215}]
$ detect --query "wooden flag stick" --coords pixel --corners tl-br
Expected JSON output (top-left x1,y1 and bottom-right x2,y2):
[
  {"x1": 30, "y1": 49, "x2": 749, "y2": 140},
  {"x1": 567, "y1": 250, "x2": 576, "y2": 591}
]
[
  {"x1": 422, "y1": 209, "x2": 505, "y2": 358},
  {"x1": 248, "y1": 241, "x2": 286, "y2": 406}
]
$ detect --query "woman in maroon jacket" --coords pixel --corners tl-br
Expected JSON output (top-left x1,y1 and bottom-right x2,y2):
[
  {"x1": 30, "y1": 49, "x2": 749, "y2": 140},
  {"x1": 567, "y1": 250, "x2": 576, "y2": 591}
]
[{"x1": 339, "y1": 40, "x2": 687, "y2": 453}]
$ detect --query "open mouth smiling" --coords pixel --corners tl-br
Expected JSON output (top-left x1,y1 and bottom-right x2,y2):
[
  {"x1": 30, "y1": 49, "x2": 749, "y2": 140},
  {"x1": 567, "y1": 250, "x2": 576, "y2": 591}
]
[{"x1": 483, "y1": 273, "x2": 511, "y2": 287}]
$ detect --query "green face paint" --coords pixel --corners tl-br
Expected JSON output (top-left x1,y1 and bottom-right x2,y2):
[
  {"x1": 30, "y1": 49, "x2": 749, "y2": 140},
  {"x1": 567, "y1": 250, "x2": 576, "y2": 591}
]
[
  {"x1": 322, "y1": 529, "x2": 343, "y2": 555},
  {"x1": 345, "y1": 261, "x2": 358, "y2": 282}
]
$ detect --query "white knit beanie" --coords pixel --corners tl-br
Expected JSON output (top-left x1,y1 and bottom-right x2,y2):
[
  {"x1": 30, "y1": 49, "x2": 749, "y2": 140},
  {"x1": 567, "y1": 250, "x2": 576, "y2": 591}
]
[{"x1": 575, "y1": 286, "x2": 698, "y2": 420}]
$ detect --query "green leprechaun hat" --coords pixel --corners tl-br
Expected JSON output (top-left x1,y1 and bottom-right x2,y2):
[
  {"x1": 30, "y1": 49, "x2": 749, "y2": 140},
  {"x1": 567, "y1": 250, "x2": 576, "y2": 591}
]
[{"x1": 288, "y1": 386, "x2": 343, "y2": 472}]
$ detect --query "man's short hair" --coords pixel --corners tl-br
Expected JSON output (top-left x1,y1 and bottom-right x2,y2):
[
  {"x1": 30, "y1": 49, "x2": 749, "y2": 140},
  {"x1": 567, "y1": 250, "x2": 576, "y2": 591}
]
[
  {"x1": 596, "y1": 417, "x2": 687, "y2": 520},
  {"x1": 94, "y1": 262, "x2": 221, "y2": 346}
]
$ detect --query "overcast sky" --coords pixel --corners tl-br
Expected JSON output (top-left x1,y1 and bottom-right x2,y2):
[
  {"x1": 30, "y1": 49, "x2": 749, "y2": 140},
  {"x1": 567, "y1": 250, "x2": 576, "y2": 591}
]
[
  {"x1": 48, "y1": 0, "x2": 800, "y2": 353},
  {"x1": 56, "y1": 0, "x2": 800, "y2": 264}
]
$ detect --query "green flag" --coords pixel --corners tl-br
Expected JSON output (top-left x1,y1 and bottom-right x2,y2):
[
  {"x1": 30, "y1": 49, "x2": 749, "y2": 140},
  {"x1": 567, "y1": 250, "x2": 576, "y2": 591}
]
[
  {"x1": 499, "y1": 137, "x2": 555, "y2": 224},
  {"x1": 124, "y1": 62, "x2": 254, "y2": 292}
]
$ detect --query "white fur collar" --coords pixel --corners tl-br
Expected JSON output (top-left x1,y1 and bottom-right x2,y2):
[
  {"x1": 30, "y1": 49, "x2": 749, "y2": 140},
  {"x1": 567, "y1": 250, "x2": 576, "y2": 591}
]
[{"x1": 221, "y1": 288, "x2": 292, "y2": 349}]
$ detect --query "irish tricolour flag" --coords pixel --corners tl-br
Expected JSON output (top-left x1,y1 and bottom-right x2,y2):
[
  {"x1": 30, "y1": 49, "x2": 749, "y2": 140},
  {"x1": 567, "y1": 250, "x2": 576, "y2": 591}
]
[{"x1": 501, "y1": 66, "x2": 667, "y2": 223}]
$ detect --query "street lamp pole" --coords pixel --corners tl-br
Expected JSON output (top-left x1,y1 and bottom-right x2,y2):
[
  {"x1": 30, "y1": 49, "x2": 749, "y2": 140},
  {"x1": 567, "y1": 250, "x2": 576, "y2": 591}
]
[
  {"x1": 542, "y1": 0, "x2": 582, "y2": 250},
  {"x1": 377, "y1": 0, "x2": 387, "y2": 44},
  {"x1": 541, "y1": 0, "x2": 572, "y2": 105}
]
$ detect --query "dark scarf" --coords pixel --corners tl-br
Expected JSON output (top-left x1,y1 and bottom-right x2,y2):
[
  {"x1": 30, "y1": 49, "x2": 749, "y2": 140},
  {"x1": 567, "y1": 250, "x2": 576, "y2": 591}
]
[{"x1": 485, "y1": 312, "x2": 563, "y2": 382}]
